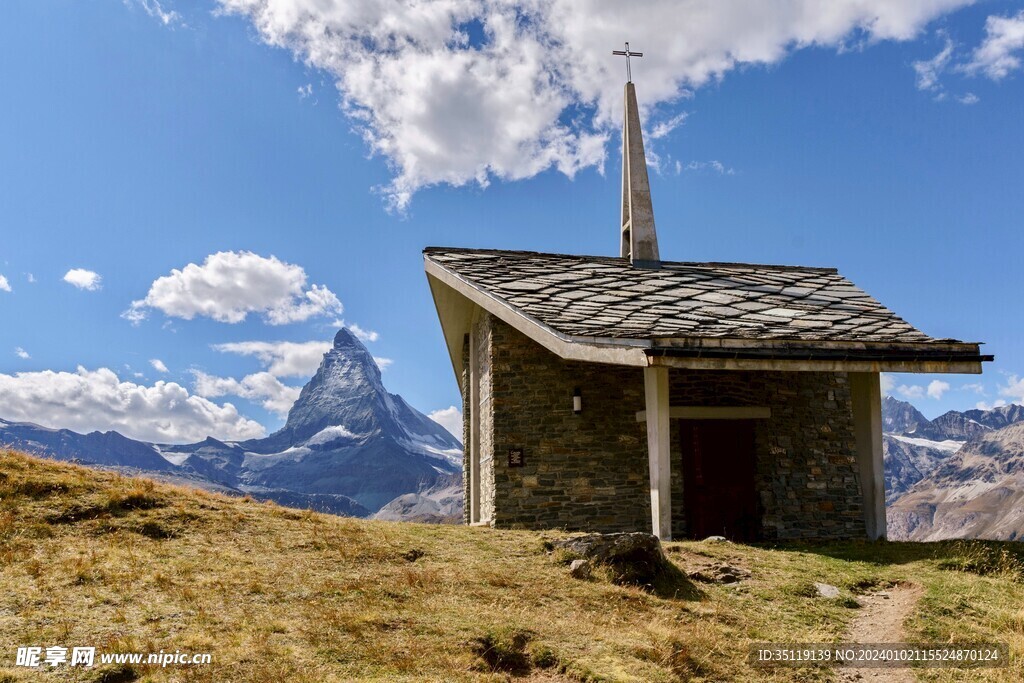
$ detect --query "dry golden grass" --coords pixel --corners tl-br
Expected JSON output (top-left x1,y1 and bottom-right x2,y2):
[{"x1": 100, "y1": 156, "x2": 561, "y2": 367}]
[{"x1": 0, "y1": 449, "x2": 1021, "y2": 682}]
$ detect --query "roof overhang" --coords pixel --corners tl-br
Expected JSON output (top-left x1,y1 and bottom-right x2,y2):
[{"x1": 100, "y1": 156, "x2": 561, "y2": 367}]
[
  {"x1": 425, "y1": 254, "x2": 991, "y2": 383},
  {"x1": 426, "y1": 260, "x2": 646, "y2": 384}
]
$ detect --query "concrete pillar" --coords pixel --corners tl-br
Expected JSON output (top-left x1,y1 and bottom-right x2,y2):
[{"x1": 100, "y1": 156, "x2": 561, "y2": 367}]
[
  {"x1": 850, "y1": 372, "x2": 886, "y2": 539},
  {"x1": 468, "y1": 328, "x2": 481, "y2": 524},
  {"x1": 644, "y1": 366, "x2": 671, "y2": 540}
]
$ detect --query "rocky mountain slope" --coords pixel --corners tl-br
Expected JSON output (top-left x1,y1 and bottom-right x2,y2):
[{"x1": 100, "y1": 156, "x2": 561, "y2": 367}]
[
  {"x1": 881, "y1": 396, "x2": 967, "y2": 501},
  {"x1": 372, "y1": 472, "x2": 463, "y2": 524},
  {"x1": 888, "y1": 422, "x2": 1024, "y2": 541},
  {"x1": 0, "y1": 329, "x2": 461, "y2": 518},
  {"x1": 882, "y1": 396, "x2": 1024, "y2": 541},
  {"x1": 0, "y1": 419, "x2": 175, "y2": 472}
]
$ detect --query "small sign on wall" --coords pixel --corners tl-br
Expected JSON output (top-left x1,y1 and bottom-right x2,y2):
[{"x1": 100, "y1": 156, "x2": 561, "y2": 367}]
[{"x1": 507, "y1": 448, "x2": 525, "y2": 468}]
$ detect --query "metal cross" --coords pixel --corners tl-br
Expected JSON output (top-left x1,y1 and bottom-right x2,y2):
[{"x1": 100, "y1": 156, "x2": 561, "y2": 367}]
[{"x1": 612, "y1": 42, "x2": 643, "y2": 82}]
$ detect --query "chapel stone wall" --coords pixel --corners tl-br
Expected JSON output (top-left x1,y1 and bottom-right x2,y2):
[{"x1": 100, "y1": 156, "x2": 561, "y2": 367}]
[
  {"x1": 485, "y1": 313, "x2": 651, "y2": 531},
  {"x1": 473, "y1": 315, "x2": 866, "y2": 540}
]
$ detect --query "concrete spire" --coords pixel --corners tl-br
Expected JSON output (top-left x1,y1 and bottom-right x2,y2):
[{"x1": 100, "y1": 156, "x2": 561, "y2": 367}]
[{"x1": 620, "y1": 82, "x2": 660, "y2": 267}]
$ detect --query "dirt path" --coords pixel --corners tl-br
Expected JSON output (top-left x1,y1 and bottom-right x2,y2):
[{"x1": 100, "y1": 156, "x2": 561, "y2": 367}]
[{"x1": 838, "y1": 583, "x2": 923, "y2": 683}]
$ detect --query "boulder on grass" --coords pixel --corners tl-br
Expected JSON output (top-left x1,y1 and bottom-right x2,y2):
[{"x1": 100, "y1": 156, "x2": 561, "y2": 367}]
[
  {"x1": 553, "y1": 532, "x2": 669, "y2": 585},
  {"x1": 568, "y1": 559, "x2": 591, "y2": 580}
]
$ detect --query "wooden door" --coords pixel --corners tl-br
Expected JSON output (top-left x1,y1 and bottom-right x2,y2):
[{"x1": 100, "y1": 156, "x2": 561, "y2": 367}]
[{"x1": 680, "y1": 419, "x2": 760, "y2": 541}]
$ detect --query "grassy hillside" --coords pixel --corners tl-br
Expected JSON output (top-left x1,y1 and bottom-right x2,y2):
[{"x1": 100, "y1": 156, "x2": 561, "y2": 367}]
[{"x1": 0, "y1": 449, "x2": 1022, "y2": 682}]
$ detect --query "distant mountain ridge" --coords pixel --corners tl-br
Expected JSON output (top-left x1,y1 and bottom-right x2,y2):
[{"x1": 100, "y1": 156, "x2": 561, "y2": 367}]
[
  {"x1": 0, "y1": 329, "x2": 461, "y2": 518},
  {"x1": 882, "y1": 396, "x2": 1024, "y2": 541},
  {"x1": 883, "y1": 396, "x2": 1024, "y2": 441}
]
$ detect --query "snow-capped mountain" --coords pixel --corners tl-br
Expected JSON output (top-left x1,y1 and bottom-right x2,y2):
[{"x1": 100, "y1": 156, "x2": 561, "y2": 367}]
[
  {"x1": 888, "y1": 421, "x2": 1024, "y2": 541},
  {"x1": 0, "y1": 329, "x2": 461, "y2": 516},
  {"x1": 882, "y1": 397, "x2": 1024, "y2": 541}
]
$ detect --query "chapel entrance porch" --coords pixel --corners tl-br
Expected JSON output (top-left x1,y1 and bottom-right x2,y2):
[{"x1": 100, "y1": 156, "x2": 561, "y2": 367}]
[{"x1": 640, "y1": 365, "x2": 886, "y2": 543}]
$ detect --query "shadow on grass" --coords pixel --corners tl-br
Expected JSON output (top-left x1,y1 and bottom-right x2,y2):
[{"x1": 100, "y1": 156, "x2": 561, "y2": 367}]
[
  {"x1": 648, "y1": 559, "x2": 705, "y2": 600},
  {"x1": 595, "y1": 554, "x2": 705, "y2": 600},
  {"x1": 753, "y1": 538, "x2": 1024, "y2": 575}
]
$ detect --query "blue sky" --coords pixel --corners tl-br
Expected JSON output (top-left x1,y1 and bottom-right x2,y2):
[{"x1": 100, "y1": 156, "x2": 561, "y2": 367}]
[{"x1": 1, "y1": 0, "x2": 1022, "y2": 442}]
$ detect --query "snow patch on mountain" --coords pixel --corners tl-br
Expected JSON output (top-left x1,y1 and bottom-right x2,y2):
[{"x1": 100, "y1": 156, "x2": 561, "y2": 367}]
[
  {"x1": 305, "y1": 425, "x2": 360, "y2": 446},
  {"x1": 887, "y1": 434, "x2": 965, "y2": 454}
]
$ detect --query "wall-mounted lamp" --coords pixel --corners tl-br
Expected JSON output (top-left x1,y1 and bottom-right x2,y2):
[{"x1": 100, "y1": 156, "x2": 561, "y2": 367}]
[{"x1": 573, "y1": 387, "x2": 582, "y2": 415}]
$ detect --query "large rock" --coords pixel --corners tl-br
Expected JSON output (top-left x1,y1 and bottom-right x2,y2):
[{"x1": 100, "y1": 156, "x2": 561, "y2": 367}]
[{"x1": 553, "y1": 532, "x2": 669, "y2": 585}]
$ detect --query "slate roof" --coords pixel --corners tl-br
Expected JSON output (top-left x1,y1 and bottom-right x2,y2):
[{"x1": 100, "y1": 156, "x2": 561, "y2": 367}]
[{"x1": 424, "y1": 247, "x2": 967, "y2": 346}]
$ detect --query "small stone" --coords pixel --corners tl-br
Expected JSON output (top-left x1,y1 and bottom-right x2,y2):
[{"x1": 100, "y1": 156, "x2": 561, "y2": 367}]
[
  {"x1": 814, "y1": 582, "x2": 840, "y2": 598},
  {"x1": 689, "y1": 563, "x2": 750, "y2": 584},
  {"x1": 704, "y1": 535, "x2": 728, "y2": 542},
  {"x1": 568, "y1": 559, "x2": 591, "y2": 580}
]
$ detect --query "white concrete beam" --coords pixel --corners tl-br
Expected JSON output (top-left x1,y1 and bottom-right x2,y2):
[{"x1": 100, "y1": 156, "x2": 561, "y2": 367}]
[
  {"x1": 643, "y1": 366, "x2": 671, "y2": 540},
  {"x1": 850, "y1": 372, "x2": 886, "y2": 540},
  {"x1": 636, "y1": 406, "x2": 771, "y2": 421}
]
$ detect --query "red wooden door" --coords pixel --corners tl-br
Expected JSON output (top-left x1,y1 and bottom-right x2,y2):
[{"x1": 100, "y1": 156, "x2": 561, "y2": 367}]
[{"x1": 681, "y1": 419, "x2": 760, "y2": 541}]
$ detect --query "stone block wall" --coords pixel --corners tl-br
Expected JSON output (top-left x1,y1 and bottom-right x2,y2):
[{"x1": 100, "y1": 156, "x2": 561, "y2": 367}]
[
  {"x1": 462, "y1": 314, "x2": 866, "y2": 540},
  {"x1": 487, "y1": 314, "x2": 650, "y2": 531}
]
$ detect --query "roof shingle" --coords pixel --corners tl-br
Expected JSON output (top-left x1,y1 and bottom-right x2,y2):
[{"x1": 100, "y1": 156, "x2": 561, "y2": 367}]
[{"x1": 425, "y1": 247, "x2": 960, "y2": 345}]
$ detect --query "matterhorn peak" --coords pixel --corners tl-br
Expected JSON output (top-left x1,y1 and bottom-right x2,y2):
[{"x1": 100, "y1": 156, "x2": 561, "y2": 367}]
[
  {"x1": 332, "y1": 327, "x2": 363, "y2": 350},
  {"x1": 272, "y1": 329, "x2": 386, "y2": 442}
]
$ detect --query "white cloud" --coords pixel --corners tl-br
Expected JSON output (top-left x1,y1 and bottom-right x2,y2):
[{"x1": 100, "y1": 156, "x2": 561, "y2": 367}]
[
  {"x1": 912, "y1": 35, "x2": 954, "y2": 91},
  {"x1": 0, "y1": 274, "x2": 10, "y2": 292},
  {"x1": 26, "y1": 273, "x2": 36, "y2": 284},
  {"x1": 192, "y1": 370, "x2": 301, "y2": 418},
  {"x1": 14, "y1": 347, "x2": 30, "y2": 360},
  {"x1": 997, "y1": 374, "x2": 1024, "y2": 406},
  {"x1": 63, "y1": 268, "x2": 103, "y2": 291},
  {"x1": 880, "y1": 373, "x2": 895, "y2": 396},
  {"x1": 650, "y1": 112, "x2": 690, "y2": 140},
  {"x1": 960, "y1": 382, "x2": 986, "y2": 395},
  {"x1": 0, "y1": 366, "x2": 264, "y2": 443},
  {"x1": 125, "y1": 0, "x2": 183, "y2": 27},
  {"x1": 976, "y1": 399, "x2": 1007, "y2": 411},
  {"x1": 927, "y1": 379, "x2": 950, "y2": 399},
  {"x1": 150, "y1": 358, "x2": 170, "y2": 374},
  {"x1": 124, "y1": 251, "x2": 342, "y2": 325},
  {"x1": 373, "y1": 356, "x2": 393, "y2": 370},
  {"x1": 896, "y1": 384, "x2": 925, "y2": 400},
  {"x1": 957, "y1": 92, "x2": 979, "y2": 104},
  {"x1": 429, "y1": 405, "x2": 463, "y2": 442},
  {"x1": 963, "y1": 10, "x2": 1024, "y2": 80},
  {"x1": 298, "y1": 83, "x2": 313, "y2": 98},
  {"x1": 212, "y1": 340, "x2": 331, "y2": 377},
  {"x1": 215, "y1": 0, "x2": 973, "y2": 209},
  {"x1": 348, "y1": 323, "x2": 379, "y2": 343},
  {"x1": 681, "y1": 160, "x2": 735, "y2": 175}
]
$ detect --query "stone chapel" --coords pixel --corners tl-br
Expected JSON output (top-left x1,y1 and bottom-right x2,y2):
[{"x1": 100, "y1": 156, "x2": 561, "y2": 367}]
[{"x1": 423, "y1": 71, "x2": 991, "y2": 542}]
